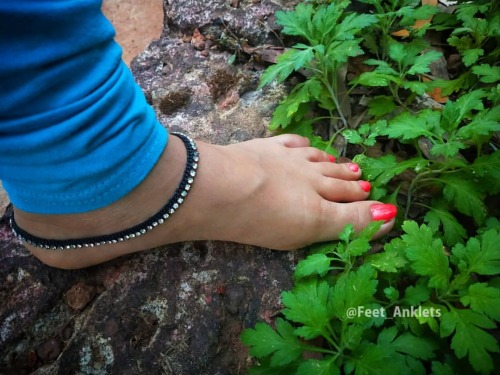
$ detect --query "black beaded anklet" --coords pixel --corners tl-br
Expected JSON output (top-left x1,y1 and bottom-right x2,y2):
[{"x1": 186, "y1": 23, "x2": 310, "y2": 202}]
[{"x1": 9, "y1": 132, "x2": 199, "y2": 250}]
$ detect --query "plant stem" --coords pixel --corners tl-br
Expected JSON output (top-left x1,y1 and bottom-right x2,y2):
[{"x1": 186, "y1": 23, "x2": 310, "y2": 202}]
[
  {"x1": 321, "y1": 74, "x2": 348, "y2": 129},
  {"x1": 301, "y1": 344, "x2": 337, "y2": 356}
]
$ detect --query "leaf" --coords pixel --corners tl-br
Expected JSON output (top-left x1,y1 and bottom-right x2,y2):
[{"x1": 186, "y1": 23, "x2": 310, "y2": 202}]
[
  {"x1": 381, "y1": 329, "x2": 438, "y2": 360},
  {"x1": 472, "y1": 64, "x2": 500, "y2": 83},
  {"x1": 342, "y1": 129, "x2": 363, "y2": 144},
  {"x1": 388, "y1": 42, "x2": 408, "y2": 66},
  {"x1": 430, "y1": 141, "x2": 467, "y2": 158},
  {"x1": 354, "y1": 154, "x2": 422, "y2": 186},
  {"x1": 402, "y1": 81, "x2": 428, "y2": 96},
  {"x1": 424, "y1": 200, "x2": 467, "y2": 247},
  {"x1": 384, "y1": 287, "x2": 399, "y2": 301},
  {"x1": 431, "y1": 361, "x2": 454, "y2": 375},
  {"x1": 374, "y1": 157, "x2": 423, "y2": 185},
  {"x1": 413, "y1": 4, "x2": 439, "y2": 20},
  {"x1": 352, "y1": 71, "x2": 399, "y2": 87},
  {"x1": 479, "y1": 217, "x2": 500, "y2": 234},
  {"x1": 294, "y1": 253, "x2": 331, "y2": 279},
  {"x1": 461, "y1": 283, "x2": 500, "y2": 322},
  {"x1": 368, "y1": 96, "x2": 396, "y2": 117},
  {"x1": 297, "y1": 357, "x2": 340, "y2": 375},
  {"x1": 457, "y1": 104, "x2": 500, "y2": 140},
  {"x1": 344, "y1": 342, "x2": 393, "y2": 375},
  {"x1": 441, "y1": 90, "x2": 486, "y2": 131},
  {"x1": 346, "y1": 238, "x2": 371, "y2": 257},
  {"x1": 344, "y1": 324, "x2": 365, "y2": 350},
  {"x1": 401, "y1": 221, "x2": 452, "y2": 292},
  {"x1": 358, "y1": 220, "x2": 384, "y2": 241},
  {"x1": 310, "y1": 134, "x2": 337, "y2": 156},
  {"x1": 325, "y1": 39, "x2": 365, "y2": 64},
  {"x1": 403, "y1": 283, "x2": 431, "y2": 306},
  {"x1": 338, "y1": 223, "x2": 355, "y2": 243},
  {"x1": 343, "y1": 222, "x2": 382, "y2": 257},
  {"x1": 441, "y1": 174, "x2": 486, "y2": 225},
  {"x1": 259, "y1": 47, "x2": 314, "y2": 87},
  {"x1": 366, "y1": 238, "x2": 408, "y2": 273},
  {"x1": 275, "y1": 3, "x2": 316, "y2": 43},
  {"x1": 241, "y1": 318, "x2": 303, "y2": 366},
  {"x1": 447, "y1": 35, "x2": 472, "y2": 52},
  {"x1": 470, "y1": 151, "x2": 500, "y2": 194},
  {"x1": 428, "y1": 75, "x2": 466, "y2": 97},
  {"x1": 332, "y1": 265, "x2": 378, "y2": 322},
  {"x1": 333, "y1": 13, "x2": 378, "y2": 41},
  {"x1": 282, "y1": 280, "x2": 334, "y2": 339},
  {"x1": 440, "y1": 308, "x2": 499, "y2": 375},
  {"x1": 364, "y1": 59, "x2": 399, "y2": 75},
  {"x1": 382, "y1": 110, "x2": 438, "y2": 140},
  {"x1": 407, "y1": 50, "x2": 442, "y2": 75},
  {"x1": 269, "y1": 79, "x2": 322, "y2": 130},
  {"x1": 310, "y1": 3, "x2": 344, "y2": 44},
  {"x1": 451, "y1": 229, "x2": 500, "y2": 276},
  {"x1": 462, "y1": 48, "x2": 484, "y2": 67}
]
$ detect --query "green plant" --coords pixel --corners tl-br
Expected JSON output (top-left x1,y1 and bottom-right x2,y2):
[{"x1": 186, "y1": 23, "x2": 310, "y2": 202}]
[
  {"x1": 345, "y1": 89, "x2": 500, "y2": 245},
  {"x1": 242, "y1": 0, "x2": 500, "y2": 373},
  {"x1": 350, "y1": 39, "x2": 442, "y2": 106},
  {"x1": 242, "y1": 222, "x2": 500, "y2": 374},
  {"x1": 260, "y1": 1, "x2": 377, "y2": 132},
  {"x1": 358, "y1": 0, "x2": 439, "y2": 59},
  {"x1": 428, "y1": 0, "x2": 499, "y2": 102}
]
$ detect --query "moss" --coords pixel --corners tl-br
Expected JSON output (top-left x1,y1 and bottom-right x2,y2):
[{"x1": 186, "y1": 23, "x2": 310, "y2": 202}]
[
  {"x1": 159, "y1": 88, "x2": 191, "y2": 115},
  {"x1": 207, "y1": 69, "x2": 239, "y2": 100}
]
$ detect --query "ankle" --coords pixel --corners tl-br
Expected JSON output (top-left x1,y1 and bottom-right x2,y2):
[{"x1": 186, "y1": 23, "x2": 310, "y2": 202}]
[{"x1": 12, "y1": 134, "x2": 188, "y2": 242}]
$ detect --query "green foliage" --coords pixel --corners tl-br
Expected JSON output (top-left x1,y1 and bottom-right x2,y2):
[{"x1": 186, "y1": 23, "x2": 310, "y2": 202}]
[
  {"x1": 350, "y1": 40, "x2": 442, "y2": 103},
  {"x1": 245, "y1": 0, "x2": 500, "y2": 373},
  {"x1": 242, "y1": 224, "x2": 500, "y2": 374},
  {"x1": 261, "y1": 1, "x2": 377, "y2": 130}
]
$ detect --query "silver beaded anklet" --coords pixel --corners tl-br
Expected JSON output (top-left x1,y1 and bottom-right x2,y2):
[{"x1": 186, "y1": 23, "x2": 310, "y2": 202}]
[{"x1": 9, "y1": 132, "x2": 199, "y2": 250}]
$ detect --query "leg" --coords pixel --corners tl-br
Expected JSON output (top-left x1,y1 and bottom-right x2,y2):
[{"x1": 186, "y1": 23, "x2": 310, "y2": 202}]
[{"x1": 14, "y1": 134, "x2": 396, "y2": 269}]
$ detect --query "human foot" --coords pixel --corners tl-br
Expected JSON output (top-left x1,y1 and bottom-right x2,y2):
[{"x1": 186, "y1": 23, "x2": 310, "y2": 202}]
[{"x1": 13, "y1": 134, "x2": 397, "y2": 269}]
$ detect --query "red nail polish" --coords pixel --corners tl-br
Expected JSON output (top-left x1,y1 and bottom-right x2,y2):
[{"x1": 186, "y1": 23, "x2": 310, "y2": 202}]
[
  {"x1": 347, "y1": 163, "x2": 359, "y2": 172},
  {"x1": 370, "y1": 204, "x2": 397, "y2": 222},
  {"x1": 359, "y1": 180, "x2": 371, "y2": 192},
  {"x1": 328, "y1": 155, "x2": 336, "y2": 163}
]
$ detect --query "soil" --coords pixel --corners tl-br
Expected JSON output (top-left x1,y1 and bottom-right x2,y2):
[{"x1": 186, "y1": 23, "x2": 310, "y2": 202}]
[{"x1": 102, "y1": 0, "x2": 164, "y2": 65}]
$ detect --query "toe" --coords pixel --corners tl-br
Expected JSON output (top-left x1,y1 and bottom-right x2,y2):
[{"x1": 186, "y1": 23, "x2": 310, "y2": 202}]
[
  {"x1": 301, "y1": 147, "x2": 331, "y2": 162},
  {"x1": 317, "y1": 162, "x2": 363, "y2": 180},
  {"x1": 272, "y1": 134, "x2": 310, "y2": 148},
  {"x1": 317, "y1": 178, "x2": 371, "y2": 202},
  {"x1": 317, "y1": 201, "x2": 397, "y2": 242}
]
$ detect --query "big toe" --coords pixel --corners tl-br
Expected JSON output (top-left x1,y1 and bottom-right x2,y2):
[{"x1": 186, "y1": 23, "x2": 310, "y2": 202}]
[{"x1": 318, "y1": 201, "x2": 397, "y2": 242}]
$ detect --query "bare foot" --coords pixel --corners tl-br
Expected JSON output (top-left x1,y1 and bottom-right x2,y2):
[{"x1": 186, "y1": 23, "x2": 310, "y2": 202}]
[{"x1": 13, "y1": 134, "x2": 397, "y2": 269}]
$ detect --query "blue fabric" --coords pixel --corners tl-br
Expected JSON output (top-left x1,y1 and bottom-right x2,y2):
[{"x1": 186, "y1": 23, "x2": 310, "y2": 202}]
[{"x1": 0, "y1": 0, "x2": 168, "y2": 214}]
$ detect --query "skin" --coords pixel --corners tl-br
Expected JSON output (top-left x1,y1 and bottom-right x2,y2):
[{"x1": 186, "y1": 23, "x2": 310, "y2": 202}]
[{"x1": 14, "y1": 133, "x2": 396, "y2": 269}]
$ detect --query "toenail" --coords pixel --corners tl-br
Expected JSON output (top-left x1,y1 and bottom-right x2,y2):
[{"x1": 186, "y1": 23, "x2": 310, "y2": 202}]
[
  {"x1": 328, "y1": 155, "x2": 336, "y2": 163},
  {"x1": 359, "y1": 180, "x2": 371, "y2": 192},
  {"x1": 370, "y1": 204, "x2": 397, "y2": 222},
  {"x1": 347, "y1": 163, "x2": 359, "y2": 172}
]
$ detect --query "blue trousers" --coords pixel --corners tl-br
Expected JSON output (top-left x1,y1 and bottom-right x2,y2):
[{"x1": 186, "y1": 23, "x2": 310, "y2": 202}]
[{"x1": 0, "y1": 0, "x2": 168, "y2": 214}]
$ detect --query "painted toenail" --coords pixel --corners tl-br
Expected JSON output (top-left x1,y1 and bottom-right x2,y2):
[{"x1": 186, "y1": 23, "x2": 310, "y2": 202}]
[
  {"x1": 347, "y1": 163, "x2": 359, "y2": 172},
  {"x1": 370, "y1": 204, "x2": 397, "y2": 222},
  {"x1": 328, "y1": 155, "x2": 336, "y2": 163},
  {"x1": 359, "y1": 180, "x2": 371, "y2": 192}
]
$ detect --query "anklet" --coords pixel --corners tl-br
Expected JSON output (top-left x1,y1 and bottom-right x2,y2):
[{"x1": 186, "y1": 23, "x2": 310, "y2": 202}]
[{"x1": 9, "y1": 132, "x2": 199, "y2": 250}]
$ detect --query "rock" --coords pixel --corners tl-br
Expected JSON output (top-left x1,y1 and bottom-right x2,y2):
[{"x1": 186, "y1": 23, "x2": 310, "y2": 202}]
[
  {"x1": 164, "y1": 0, "x2": 293, "y2": 46},
  {"x1": 0, "y1": 1, "x2": 303, "y2": 374},
  {"x1": 64, "y1": 281, "x2": 97, "y2": 311}
]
